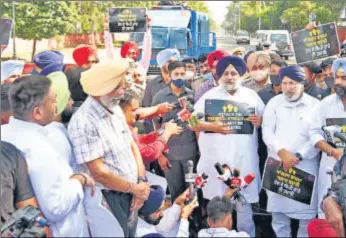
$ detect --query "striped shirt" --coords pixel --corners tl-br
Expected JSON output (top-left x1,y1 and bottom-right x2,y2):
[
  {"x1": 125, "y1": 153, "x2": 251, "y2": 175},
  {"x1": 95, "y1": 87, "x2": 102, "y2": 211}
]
[{"x1": 68, "y1": 97, "x2": 138, "y2": 190}]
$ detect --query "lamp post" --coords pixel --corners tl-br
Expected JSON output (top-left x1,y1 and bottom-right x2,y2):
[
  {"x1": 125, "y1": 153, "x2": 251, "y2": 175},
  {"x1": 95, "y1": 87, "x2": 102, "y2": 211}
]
[{"x1": 12, "y1": 1, "x2": 17, "y2": 59}]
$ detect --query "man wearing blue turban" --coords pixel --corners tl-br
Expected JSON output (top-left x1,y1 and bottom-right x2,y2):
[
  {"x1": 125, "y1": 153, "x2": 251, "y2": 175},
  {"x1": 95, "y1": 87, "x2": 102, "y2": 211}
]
[
  {"x1": 262, "y1": 65, "x2": 320, "y2": 237},
  {"x1": 193, "y1": 56, "x2": 265, "y2": 237},
  {"x1": 309, "y1": 58, "x2": 346, "y2": 224},
  {"x1": 33, "y1": 50, "x2": 64, "y2": 76}
]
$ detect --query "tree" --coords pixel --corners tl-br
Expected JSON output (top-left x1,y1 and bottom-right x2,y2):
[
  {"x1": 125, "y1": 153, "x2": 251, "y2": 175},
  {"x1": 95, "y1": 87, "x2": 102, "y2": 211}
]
[{"x1": 0, "y1": 1, "x2": 75, "y2": 61}]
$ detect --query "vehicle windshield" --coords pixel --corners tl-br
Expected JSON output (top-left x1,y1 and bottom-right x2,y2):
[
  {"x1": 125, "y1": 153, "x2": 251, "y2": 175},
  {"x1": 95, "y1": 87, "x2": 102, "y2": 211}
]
[
  {"x1": 148, "y1": 10, "x2": 191, "y2": 28},
  {"x1": 270, "y1": 34, "x2": 288, "y2": 43},
  {"x1": 237, "y1": 31, "x2": 249, "y2": 37},
  {"x1": 257, "y1": 33, "x2": 265, "y2": 40}
]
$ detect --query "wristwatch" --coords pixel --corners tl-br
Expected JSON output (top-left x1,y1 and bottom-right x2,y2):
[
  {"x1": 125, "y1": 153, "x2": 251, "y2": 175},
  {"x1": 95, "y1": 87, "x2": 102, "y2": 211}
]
[{"x1": 138, "y1": 176, "x2": 148, "y2": 183}]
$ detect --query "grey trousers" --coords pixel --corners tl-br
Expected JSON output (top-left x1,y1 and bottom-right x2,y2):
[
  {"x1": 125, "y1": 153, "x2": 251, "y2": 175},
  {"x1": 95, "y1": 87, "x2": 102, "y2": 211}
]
[
  {"x1": 102, "y1": 190, "x2": 138, "y2": 237},
  {"x1": 164, "y1": 158, "x2": 197, "y2": 202}
]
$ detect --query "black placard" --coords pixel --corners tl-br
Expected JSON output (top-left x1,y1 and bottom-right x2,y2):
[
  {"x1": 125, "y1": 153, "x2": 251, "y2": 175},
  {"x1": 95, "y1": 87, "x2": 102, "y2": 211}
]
[
  {"x1": 262, "y1": 157, "x2": 316, "y2": 205},
  {"x1": 0, "y1": 18, "x2": 13, "y2": 45},
  {"x1": 326, "y1": 118, "x2": 346, "y2": 148},
  {"x1": 109, "y1": 8, "x2": 147, "y2": 33},
  {"x1": 205, "y1": 99, "x2": 254, "y2": 134},
  {"x1": 291, "y1": 23, "x2": 340, "y2": 64}
]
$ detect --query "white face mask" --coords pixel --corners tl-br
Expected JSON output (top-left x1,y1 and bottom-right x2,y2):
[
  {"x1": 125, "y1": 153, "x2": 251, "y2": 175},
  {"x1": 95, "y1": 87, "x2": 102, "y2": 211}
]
[
  {"x1": 250, "y1": 69, "x2": 269, "y2": 82},
  {"x1": 283, "y1": 84, "x2": 304, "y2": 102},
  {"x1": 185, "y1": 71, "x2": 195, "y2": 80}
]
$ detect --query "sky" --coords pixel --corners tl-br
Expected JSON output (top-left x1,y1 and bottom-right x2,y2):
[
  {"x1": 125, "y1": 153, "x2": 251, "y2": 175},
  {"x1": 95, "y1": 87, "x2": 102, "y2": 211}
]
[{"x1": 206, "y1": 1, "x2": 230, "y2": 25}]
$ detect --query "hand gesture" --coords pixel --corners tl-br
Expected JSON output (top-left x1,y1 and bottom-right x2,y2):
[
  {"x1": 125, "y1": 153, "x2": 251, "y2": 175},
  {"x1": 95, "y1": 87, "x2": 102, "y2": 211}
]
[
  {"x1": 157, "y1": 103, "x2": 175, "y2": 115},
  {"x1": 278, "y1": 149, "x2": 300, "y2": 171},
  {"x1": 212, "y1": 117, "x2": 232, "y2": 135},
  {"x1": 158, "y1": 154, "x2": 172, "y2": 172},
  {"x1": 164, "y1": 120, "x2": 184, "y2": 136},
  {"x1": 132, "y1": 182, "x2": 150, "y2": 200},
  {"x1": 248, "y1": 115, "x2": 262, "y2": 128},
  {"x1": 174, "y1": 188, "x2": 190, "y2": 206},
  {"x1": 131, "y1": 196, "x2": 144, "y2": 211},
  {"x1": 181, "y1": 196, "x2": 198, "y2": 219},
  {"x1": 324, "y1": 198, "x2": 345, "y2": 237}
]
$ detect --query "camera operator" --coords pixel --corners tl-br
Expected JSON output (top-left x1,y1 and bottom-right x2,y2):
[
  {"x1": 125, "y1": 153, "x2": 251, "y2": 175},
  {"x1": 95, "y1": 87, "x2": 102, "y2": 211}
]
[
  {"x1": 1, "y1": 141, "x2": 51, "y2": 237},
  {"x1": 120, "y1": 89, "x2": 183, "y2": 165},
  {"x1": 136, "y1": 186, "x2": 197, "y2": 237},
  {"x1": 198, "y1": 187, "x2": 249, "y2": 237}
]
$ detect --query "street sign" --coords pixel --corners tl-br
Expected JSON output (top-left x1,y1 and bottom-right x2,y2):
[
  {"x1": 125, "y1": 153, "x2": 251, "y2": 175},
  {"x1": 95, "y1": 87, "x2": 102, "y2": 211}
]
[
  {"x1": 109, "y1": 8, "x2": 147, "y2": 33},
  {"x1": 291, "y1": 22, "x2": 340, "y2": 64},
  {"x1": 0, "y1": 18, "x2": 13, "y2": 46}
]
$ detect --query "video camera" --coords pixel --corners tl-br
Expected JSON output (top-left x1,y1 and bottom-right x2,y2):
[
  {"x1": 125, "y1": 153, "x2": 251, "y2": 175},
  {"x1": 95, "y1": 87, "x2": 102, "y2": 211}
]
[{"x1": 1, "y1": 205, "x2": 49, "y2": 237}]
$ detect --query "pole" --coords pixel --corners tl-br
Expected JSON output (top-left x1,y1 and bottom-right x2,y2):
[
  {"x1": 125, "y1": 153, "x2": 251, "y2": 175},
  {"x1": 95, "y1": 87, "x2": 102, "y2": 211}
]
[
  {"x1": 258, "y1": 1, "x2": 261, "y2": 30},
  {"x1": 12, "y1": 1, "x2": 17, "y2": 59},
  {"x1": 238, "y1": 4, "x2": 241, "y2": 31}
]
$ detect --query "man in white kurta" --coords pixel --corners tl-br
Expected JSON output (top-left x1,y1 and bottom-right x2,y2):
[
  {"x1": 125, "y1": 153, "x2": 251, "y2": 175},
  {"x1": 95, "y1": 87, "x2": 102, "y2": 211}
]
[
  {"x1": 262, "y1": 65, "x2": 320, "y2": 237},
  {"x1": 309, "y1": 58, "x2": 346, "y2": 218},
  {"x1": 194, "y1": 56, "x2": 265, "y2": 237}
]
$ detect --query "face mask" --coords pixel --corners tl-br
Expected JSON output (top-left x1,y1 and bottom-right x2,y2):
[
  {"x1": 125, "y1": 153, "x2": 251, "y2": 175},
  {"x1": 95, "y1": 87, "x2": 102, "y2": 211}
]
[
  {"x1": 335, "y1": 84, "x2": 346, "y2": 99},
  {"x1": 284, "y1": 84, "x2": 304, "y2": 102},
  {"x1": 202, "y1": 72, "x2": 213, "y2": 81},
  {"x1": 270, "y1": 74, "x2": 281, "y2": 86},
  {"x1": 171, "y1": 78, "x2": 185, "y2": 88},
  {"x1": 186, "y1": 71, "x2": 194, "y2": 80},
  {"x1": 250, "y1": 69, "x2": 269, "y2": 82},
  {"x1": 325, "y1": 76, "x2": 335, "y2": 89}
]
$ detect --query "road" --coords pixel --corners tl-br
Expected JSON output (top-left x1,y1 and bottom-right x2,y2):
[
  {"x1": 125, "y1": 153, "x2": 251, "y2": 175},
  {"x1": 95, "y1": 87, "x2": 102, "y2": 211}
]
[{"x1": 216, "y1": 33, "x2": 296, "y2": 65}]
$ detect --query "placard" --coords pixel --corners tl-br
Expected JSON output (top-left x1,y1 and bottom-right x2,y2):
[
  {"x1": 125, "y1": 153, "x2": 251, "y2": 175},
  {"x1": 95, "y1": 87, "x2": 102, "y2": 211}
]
[
  {"x1": 0, "y1": 18, "x2": 13, "y2": 46},
  {"x1": 205, "y1": 99, "x2": 254, "y2": 134},
  {"x1": 326, "y1": 118, "x2": 346, "y2": 148},
  {"x1": 109, "y1": 8, "x2": 147, "y2": 33},
  {"x1": 291, "y1": 23, "x2": 340, "y2": 64},
  {"x1": 262, "y1": 157, "x2": 316, "y2": 205}
]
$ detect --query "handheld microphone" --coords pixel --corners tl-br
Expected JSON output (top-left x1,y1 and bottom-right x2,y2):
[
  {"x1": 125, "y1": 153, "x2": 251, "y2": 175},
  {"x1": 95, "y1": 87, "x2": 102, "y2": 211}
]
[
  {"x1": 214, "y1": 163, "x2": 232, "y2": 186},
  {"x1": 188, "y1": 112, "x2": 204, "y2": 128},
  {"x1": 185, "y1": 173, "x2": 208, "y2": 205},
  {"x1": 241, "y1": 173, "x2": 256, "y2": 189}
]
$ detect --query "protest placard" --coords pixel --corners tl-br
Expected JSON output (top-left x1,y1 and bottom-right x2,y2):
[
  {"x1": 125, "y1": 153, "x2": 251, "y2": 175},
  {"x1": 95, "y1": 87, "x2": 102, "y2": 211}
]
[
  {"x1": 326, "y1": 118, "x2": 346, "y2": 148},
  {"x1": 205, "y1": 99, "x2": 254, "y2": 134},
  {"x1": 109, "y1": 8, "x2": 147, "y2": 33},
  {"x1": 0, "y1": 18, "x2": 13, "y2": 46},
  {"x1": 291, "y1": 22, "x2": 340, "y2": 64},
  {"x1": 262, "y1": 157, "x2": 316, "y2": 205}
]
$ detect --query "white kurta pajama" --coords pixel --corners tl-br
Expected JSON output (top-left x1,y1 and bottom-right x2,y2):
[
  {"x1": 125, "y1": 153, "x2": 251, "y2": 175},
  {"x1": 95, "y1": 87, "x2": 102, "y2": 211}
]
[
  {"x1": 194, "y1": 85, "x2": 265, "y2": 237},
  {"x1": 309, "y1": 94, "x2": 346, "y2": 218},
  {"x1": 262, "y1": 93, "x2": 320, "y2": 237}
]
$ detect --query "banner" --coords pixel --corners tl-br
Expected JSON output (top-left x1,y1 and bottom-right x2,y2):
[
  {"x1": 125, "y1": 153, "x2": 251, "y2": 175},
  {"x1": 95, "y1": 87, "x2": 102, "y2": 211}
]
[
  {"x1": 109, "y1": 8, "x2": 147, "y2": 33},
  {"x1": 326, "y1": 118, "x2": 346, "y2": 148},
  {"x1": 0, "y1": 18, "x2": 13, "y2": 46},
  {"x1": 205, "y1": 99, "x2": 254, "y2": 134},
  {"x1": 262, "y1": 157, "x2": 316, "y2": 205},
  {"x1": 291, "y1": 22, "x2": 340, "y2": 64}
]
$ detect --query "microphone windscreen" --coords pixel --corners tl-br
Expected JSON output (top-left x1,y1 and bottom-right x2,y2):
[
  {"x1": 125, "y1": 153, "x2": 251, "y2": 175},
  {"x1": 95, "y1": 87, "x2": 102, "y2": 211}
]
[{"x1": 244, "y1": 173, "x2": 255, "y2": 185}]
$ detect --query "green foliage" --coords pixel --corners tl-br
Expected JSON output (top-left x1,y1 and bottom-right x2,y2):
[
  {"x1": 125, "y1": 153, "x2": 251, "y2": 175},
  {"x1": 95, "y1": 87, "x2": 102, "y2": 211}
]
[{"x1": 0, "y1": 1, "x2": 75, "y2": 40}]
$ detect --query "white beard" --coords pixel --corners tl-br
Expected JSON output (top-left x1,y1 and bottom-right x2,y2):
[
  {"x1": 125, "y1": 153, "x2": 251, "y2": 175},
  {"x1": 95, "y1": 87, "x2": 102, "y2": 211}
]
[
  {"x1": 283, "y1": 85, "x2": 304, "y2": 102},
  {"x1": 221, "y1": 80, "x2": 241, "y2": 92}
]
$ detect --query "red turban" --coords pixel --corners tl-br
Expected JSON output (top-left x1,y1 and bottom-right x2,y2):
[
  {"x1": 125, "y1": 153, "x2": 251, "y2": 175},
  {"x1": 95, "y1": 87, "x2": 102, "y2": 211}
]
[
  {"x1": 307, "y1": 219, "x2": 338, "y2": 237},
  {"x1": 73, "y1": 45, "x2": 98, "y2": 66},
  {"x1": 207, "y1": 50, "x2": 229, "y2": 68},
  {"x1": 120, "y1": 41, "x2": 140, "y2": 59}
]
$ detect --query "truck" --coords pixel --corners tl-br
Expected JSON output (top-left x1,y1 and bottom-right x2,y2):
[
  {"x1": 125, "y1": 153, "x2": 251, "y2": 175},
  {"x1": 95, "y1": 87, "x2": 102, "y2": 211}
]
[{"x1": 130, "y1": 4, "x2": 217, "y2": 75}]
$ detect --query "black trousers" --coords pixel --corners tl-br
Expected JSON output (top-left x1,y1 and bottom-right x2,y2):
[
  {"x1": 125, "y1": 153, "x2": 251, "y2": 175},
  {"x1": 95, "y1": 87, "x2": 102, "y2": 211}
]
[{"x1": 102, "y1": 190, "x2": 138, "y2": 237}]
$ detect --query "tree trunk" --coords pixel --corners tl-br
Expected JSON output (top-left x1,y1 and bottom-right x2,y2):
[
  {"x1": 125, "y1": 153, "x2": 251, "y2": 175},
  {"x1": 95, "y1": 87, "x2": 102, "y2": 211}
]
[{"x1": 31, "y1": 39, "x2": 37, "y2": 62}]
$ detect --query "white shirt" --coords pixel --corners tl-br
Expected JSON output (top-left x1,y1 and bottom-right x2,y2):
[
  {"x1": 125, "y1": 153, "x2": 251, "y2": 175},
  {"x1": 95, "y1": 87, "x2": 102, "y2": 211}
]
[
  {"x1": 262, "y1": 93, "x2": 320, "y2": 219},
  {"x1": 198, "y1": 228, "x2": 249, "y2": 237},
  {"x1": 309, "y1": 94, "x2": 346, "y2": 218},
  {"x1": 45, "y1": 121, "x2": 124, "y2": 237},
  {"x1": 194, "y1": 86, "x2": 265, "y2": 202},
  {"x1": 1, "y1": 117, "x2": 89, "y2": 237},
  {"x1": 136, "y1": 204, "x2": 189, "y2": 237}
]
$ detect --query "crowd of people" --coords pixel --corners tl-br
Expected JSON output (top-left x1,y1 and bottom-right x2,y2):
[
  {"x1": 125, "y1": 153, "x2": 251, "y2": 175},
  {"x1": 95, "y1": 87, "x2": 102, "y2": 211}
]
[{"x1": 1, "y1": 24, "x2": 346, "y2": 238}]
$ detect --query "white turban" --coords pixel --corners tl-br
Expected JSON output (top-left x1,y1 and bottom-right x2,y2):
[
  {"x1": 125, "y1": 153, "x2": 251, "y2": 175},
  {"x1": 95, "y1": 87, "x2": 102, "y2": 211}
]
[{"x1": 1, "y1": 60, "x2": 25, "y2": 82}]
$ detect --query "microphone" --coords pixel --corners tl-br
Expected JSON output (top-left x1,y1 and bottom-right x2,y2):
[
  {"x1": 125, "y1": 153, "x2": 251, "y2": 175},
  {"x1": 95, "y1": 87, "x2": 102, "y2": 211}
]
[
  {"x1": 174, "y1": 104, "x2": 195, "y2": 129},
  {"x1": 185, "y1": 173, "x2": 209, "y2": 205},
  {"x1": 214, "y1": 163, "x2": 232, "y2": 186},
  {"x1": 322, "y1": 125, "x2": 346, "y2": 145},
  {"x1": 241, "y1": 173, "x2": 256, "y2": 189},
  {"x1": 188, "y1": 112, "x2": 204, "y2": 128},
  {"x1": 185, "y1": 160, "x2": 196, "y2": 194}
]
